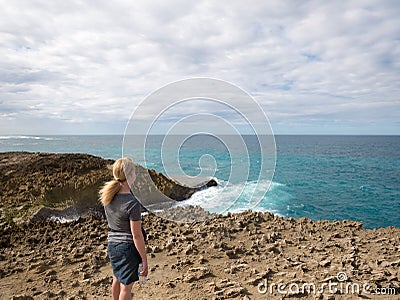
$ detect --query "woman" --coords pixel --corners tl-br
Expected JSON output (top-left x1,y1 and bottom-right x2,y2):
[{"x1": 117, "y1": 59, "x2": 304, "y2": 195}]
[{"x1": 99, "y1": 157, "x2": 148, "y2": 300}]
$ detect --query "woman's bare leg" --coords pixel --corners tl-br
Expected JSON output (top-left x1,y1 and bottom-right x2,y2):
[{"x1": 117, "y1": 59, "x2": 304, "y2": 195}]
[
  {"x1": 119, "y1": 282, "x2": 134, "y2": 300},
  {"x1": 112, "y1": 276, "x2": 121, "y2": 300}
]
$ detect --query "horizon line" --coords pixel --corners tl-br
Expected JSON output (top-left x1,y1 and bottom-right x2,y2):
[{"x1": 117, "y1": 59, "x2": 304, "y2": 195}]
[{"x1": 1, "y1": 133, "x2": 399, "y2": 137}]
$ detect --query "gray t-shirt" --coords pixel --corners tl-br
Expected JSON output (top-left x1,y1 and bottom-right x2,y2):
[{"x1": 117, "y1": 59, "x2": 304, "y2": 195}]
[{"x1": 104, "y1": 193, "x2": 142, "y2": 243}]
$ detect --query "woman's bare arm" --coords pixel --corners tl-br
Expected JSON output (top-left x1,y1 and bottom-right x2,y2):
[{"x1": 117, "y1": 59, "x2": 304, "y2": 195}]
[{"x1": 130, "y1": 220, "x2": 148, "y2": 276}]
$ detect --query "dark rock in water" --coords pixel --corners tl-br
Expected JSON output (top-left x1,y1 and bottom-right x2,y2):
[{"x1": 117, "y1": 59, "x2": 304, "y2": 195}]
[
  {"x1": 205, "y1": 179, "x2": 218, "y2": 187},
  {"x1": 136, "y1": 167, "x2": 217, "y2": 204}
]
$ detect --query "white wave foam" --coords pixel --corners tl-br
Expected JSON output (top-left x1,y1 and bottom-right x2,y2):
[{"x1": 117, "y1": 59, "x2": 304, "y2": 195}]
[
  {"x1": 174, "y1": 179, "x2": 289, "y2": 216},
  {"x1": 226, "y1": 206, "x2": 283, "y2": 217},
  {"x1": 48, "y1": 215, "x2": 79, "y2": 223},
  {"x1": 0, "y1": 135, "x2": 58, "y2": 141}
]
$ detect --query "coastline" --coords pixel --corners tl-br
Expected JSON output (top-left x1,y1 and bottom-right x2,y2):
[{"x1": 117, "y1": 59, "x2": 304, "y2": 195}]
[
  {"x1": 0, "y1": 152, "x2": 216, "y2": 227},
  {"x1": 0, "y1": 152, "x2": 399, "y2": 299},
  {"x1": 1, "y1": 135, "x2": 399, "y2": 228}
]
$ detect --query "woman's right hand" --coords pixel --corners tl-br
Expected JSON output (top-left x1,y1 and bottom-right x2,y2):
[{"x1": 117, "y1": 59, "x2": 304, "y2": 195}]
[{"x1": 140, "y1": 259, "x2": 148, "y2": 277}]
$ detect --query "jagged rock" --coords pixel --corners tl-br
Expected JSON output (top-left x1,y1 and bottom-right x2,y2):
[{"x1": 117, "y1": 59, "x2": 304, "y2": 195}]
[
  {"x1": 0, "y1": 152, "x2": 218, "y2": 224},
  {"x1": 319, "y1": 258, "x2": 331, "y2": 267},
  {"x1": 11, "y1": 295, "x2": 34, "y2": 300},
  {"x1": 182, "y1": 267, "x2": 212, "y2": 283}
]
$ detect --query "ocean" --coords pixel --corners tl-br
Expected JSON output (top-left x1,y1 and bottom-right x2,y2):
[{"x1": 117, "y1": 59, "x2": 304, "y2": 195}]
[{"x1": 1, "y1": 135, "x2": 399, "y2": 229}]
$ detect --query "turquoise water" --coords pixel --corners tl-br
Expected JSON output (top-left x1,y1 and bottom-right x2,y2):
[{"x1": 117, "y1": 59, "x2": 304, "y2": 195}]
[{"x1": 1, "y1": 135, "x2": 399, "y2": 229}]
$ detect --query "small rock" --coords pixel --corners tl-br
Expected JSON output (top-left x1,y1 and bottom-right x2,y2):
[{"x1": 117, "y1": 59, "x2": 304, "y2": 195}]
[
  {"x1": 199, "y1": 255, "x2": 207, "y2": 264},
  {"x1": 151, "y1": 245, "x2": 162, "y2": 253},
  {"x1": 81, "y1": 272, "x2": 90, "y2": 280},
  {"x1": 11, "y1": 295, "x2": 34, "y2": 300},
  {"x1": 225, "y1": 287, "x2": 245, "y2": 297},
  {"x1": 182, "y1": 267, "x2": 211, "y2": 283},
  {"x1": 226, "y1": 250, "x2": 237, "y2": 259},
  {"x1": 319, "y1": 259, "x2": 331, "y2": 267},
  {"x1": 44, "y1": 274, "x2": 57, "y2": 283},
  {"x1": 45, "y1": 269, "x2": 56, "y2": 276},
  {"x1": 165, "y1": 281, "x2": 176, "y2": 288}
]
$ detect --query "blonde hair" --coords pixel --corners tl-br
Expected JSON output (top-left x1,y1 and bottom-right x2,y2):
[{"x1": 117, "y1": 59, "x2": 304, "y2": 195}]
[{"x1": 99, "y1": 157, "x2": 135, "y2": 205}]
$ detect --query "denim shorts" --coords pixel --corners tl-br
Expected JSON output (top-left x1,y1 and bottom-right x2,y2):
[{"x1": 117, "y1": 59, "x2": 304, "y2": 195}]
[{"x1": 108, "y1": 242, "x2": 141, "y2": 285}]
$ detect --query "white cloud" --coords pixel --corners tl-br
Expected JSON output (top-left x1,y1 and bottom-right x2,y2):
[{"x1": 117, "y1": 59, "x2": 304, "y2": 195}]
[{"x1": 0, "y1": 0, "x2": 399, "y2": 134}]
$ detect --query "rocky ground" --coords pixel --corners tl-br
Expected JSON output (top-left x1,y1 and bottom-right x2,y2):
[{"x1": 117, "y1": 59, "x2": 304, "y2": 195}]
[
  {"x1": 0, "y1": 152, "x2": 399, "y2": 299},
  {"x1": 1, "y1": 211, "x2": 399, "y2": 299}
]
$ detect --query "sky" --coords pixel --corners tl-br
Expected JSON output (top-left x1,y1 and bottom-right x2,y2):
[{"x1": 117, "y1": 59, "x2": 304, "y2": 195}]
[{"x1": 0, "y1": 0, "x2": 399, "y2": 135}]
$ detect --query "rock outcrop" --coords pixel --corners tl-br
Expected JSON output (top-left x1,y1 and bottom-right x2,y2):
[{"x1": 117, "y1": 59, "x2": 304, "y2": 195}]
[{"x1": 0, "y1": 152, "x2": 217, "y2": 225}]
